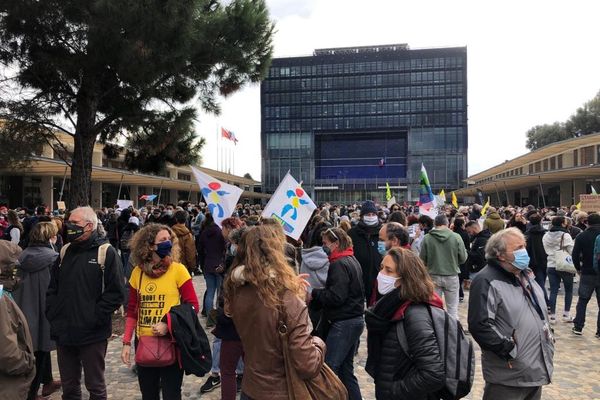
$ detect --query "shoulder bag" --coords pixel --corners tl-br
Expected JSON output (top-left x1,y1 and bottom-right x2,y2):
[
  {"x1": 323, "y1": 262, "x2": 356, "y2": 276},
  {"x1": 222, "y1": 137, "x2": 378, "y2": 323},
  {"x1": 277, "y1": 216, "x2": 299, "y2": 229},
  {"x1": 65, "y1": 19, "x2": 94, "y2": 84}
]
[
  {"x1": 135, "y1": 272, "x2": 177, "y2": 367},
  {"x1": 277, "y1": 303, "x2": 348, "y2": 400},
  {"x1": 554, "y1": 234, "x2": 576, "y2": 275}
]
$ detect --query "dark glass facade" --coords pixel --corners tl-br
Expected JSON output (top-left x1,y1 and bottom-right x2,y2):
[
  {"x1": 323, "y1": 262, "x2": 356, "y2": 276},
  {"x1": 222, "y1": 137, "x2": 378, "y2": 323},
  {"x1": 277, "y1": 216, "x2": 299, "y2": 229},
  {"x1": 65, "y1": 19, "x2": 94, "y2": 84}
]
[{"x1": 261, "y1": 44, "x2": 467, "y2": 203}]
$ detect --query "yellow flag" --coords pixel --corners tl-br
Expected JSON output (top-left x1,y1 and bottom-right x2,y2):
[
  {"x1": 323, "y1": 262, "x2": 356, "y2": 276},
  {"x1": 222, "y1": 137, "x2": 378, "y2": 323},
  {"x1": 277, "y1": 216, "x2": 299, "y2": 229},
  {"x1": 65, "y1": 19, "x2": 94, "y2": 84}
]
[
  {"x1": 576, "y1": 202, "x2": 581, "y2": 210},
  {"x1": 592, "y1": 186, "x2": 598, "y2": 195},
  {"x1": 439, "y1": 189, "x2": 445, "y2": 198},
  {"x1": 452, "y1": 192, "x2": 458, "y2": 208},
  {"x1": 385, "y1": 182, "x2": 392, "y2": 201},
  {"x1": 481, "y1": 197, "x2": 491, "y2": 215}
]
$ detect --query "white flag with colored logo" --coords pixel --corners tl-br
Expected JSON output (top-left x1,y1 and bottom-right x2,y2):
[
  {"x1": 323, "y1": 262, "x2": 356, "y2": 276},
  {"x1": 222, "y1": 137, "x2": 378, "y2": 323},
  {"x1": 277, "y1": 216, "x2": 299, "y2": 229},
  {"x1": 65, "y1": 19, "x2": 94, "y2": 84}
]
[
  {"x1": 262, "y1": 172, "x2": 317, "y2": 240},
  {"x1": 191, "y1": 166, "x2": 243, "y2": 228}
]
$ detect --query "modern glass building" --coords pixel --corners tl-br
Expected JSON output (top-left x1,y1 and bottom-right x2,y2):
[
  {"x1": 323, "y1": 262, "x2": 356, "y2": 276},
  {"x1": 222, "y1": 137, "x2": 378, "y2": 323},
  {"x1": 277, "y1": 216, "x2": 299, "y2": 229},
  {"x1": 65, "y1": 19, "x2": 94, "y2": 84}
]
[{"x1": 261, "y1": 44, "x2": 468, "y2": 203}]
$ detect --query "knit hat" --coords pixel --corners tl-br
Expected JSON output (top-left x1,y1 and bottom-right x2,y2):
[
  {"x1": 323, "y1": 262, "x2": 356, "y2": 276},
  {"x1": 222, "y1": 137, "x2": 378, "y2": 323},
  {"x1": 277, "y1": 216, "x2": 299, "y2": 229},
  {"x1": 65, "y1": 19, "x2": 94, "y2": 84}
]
[
  {"x1": 360, "y1": 200, "x2": 378, "y2": 217},
  {"x1": 128, "y1": 216, "x2": 140, "y2": 226}
]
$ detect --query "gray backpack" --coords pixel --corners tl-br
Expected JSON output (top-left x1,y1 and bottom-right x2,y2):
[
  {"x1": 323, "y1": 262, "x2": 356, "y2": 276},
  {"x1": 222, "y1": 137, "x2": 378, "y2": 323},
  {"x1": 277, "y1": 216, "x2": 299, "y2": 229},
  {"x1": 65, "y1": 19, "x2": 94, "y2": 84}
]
[{"x1": 396, "y1": 305, "x2": 475, "y2": 400}]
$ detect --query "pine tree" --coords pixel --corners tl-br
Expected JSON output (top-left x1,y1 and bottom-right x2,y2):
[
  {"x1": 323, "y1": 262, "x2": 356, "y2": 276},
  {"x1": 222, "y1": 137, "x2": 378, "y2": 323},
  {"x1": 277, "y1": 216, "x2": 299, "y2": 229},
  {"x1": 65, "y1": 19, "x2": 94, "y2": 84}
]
[{"x1": 0, "y1": 0, "x2": 274, "y2": 208}]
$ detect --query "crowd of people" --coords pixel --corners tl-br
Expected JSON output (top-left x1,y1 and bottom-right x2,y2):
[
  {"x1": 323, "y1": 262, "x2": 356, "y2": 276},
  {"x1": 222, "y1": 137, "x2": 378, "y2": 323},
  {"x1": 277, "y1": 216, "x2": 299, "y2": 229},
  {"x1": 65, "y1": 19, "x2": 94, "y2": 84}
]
[{"x1": 0, "y1": 199, "x2": 598, "y2": 400}]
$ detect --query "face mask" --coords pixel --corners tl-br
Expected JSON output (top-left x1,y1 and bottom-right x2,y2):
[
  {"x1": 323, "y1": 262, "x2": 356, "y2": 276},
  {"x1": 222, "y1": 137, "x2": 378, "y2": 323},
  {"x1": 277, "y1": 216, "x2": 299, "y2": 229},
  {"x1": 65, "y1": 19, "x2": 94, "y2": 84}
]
[
  {"x1": 155, "y1": 240, "x2": 173, "y2": 259},
  {"x1": 377, "y1": 271, "x2": 399, "y2": 295},
  {"x1": 322, "y1": 245, "x2": 331, "y2": 256},
  {"x1": 510, "y1": 248, "x2": 530, "y2": 270},
  {"x1": 187, "y1": 207, "x2": 192, "y2": 212},
  {"x1": 65, "y1": 222, "x2": 86, "y2": 242},
  {"x1": 363, "y1": 215, "x2": 379, "y2": 226},
  {"x1": 166, "y1": 210, "x2": 173, "y2": 216},
  {"x1": 230, "y1": 243, "x2": 237, "y2": 256},
  {"x1": 377, "y1": 241, "x2": 387, "y2": 256}
]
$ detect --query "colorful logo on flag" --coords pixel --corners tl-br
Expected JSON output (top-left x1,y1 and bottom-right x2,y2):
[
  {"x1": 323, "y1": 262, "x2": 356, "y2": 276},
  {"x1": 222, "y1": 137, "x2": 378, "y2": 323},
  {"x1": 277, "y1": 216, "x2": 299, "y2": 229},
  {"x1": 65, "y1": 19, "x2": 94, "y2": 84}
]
[
  {"x1": 191, "y1": 166, "x2": 243, "y2": 228},
  {"x1": 201, "y1": 182, "x2": 230, "y2": 218},
  {"x1": 262, "y1": 173, "x2": 316, "y2": 240}
]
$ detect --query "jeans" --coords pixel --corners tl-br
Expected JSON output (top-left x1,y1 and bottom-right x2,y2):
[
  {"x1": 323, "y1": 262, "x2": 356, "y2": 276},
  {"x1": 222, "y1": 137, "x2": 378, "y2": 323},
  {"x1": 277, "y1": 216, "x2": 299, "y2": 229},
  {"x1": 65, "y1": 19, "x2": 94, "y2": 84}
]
[
  {"x1": 431, "y1": 275, "x2": 460, "y2": 321},
  {"x1": 533, "y1": 267, "x2": 549, "y2": 304},
  {"x1": 204, "y1": 272, "x2": 222, "y2": 315},
  {"x1": 137, "y1": 362, "x2": 184, "y2": 400},
  {"x1": 547, "y1": 268, "x2": 574, "y2": 315},
  {"x1": 573, "y1": 274, "x2": 600, "y2": 333},
  {"x1": 210, "y1": 338, "x2": 244, "y2": 375},
  {"x1": 28, "y1": 350, "x2": 53, "y2": 400},
  {"x1": 57, "y1": 340, "x2": 108, "y2": 400},
  {"x1": 483, "y1": 383, "x2": 541, "y2": 400},
  {"x1": 325, "y1": 316, "x2": 364, "y2": 400}
]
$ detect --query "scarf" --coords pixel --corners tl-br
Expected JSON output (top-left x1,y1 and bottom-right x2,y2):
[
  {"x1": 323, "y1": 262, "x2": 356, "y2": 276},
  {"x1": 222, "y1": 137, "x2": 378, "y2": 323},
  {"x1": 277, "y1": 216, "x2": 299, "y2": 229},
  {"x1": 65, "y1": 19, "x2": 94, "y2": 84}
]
[
  {"x1": 329, "y1": 248, "x2": 354, "y2": 263},
  {"x1": 144, "y1": 256, "x2": 172, "y2": 278}
]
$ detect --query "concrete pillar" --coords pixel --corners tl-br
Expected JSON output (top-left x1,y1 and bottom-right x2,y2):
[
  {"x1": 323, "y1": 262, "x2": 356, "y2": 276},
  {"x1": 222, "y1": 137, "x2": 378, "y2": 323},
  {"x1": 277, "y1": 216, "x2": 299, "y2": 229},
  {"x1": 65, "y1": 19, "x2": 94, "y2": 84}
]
[
  {"x1": 40, "y1": 176, "x2": 53, "y2": 209},
  {"x1": 560, "y1": 181, "x2": 573, "y2": 207},
  {"x1": 573, "y1": 180, "x2": 587, "y2": 204},
  {"x1": 130, "y1": 185, "x2": 139, "y2": 208},
  {"x1": 91, "y1": 181, "x2": 103, "y2": 209},
  {"x1": 170, "y1": 189, "x2": 178, "y2": 204},
  {"x1": 92, "y1": 147, "x2": 103, "y2": 167}
]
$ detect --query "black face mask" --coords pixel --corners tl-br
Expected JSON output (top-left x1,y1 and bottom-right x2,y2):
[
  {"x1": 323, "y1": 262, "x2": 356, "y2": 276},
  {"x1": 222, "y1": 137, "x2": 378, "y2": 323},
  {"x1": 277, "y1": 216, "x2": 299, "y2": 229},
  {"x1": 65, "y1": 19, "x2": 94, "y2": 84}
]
[{"x1": 65, "y1": 222, "x2": 86, "y2": 242}]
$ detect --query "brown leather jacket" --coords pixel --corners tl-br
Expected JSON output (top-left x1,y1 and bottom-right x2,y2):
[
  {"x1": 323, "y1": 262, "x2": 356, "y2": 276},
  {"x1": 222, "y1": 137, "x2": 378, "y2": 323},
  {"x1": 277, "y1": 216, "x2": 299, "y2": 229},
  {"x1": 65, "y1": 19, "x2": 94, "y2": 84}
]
[
  {"x1": 0, "y1": 294, "x2": 36, "y2": 400},
  {"x1": 230, "y1": 277, "x2": 325, "y2": 399}
]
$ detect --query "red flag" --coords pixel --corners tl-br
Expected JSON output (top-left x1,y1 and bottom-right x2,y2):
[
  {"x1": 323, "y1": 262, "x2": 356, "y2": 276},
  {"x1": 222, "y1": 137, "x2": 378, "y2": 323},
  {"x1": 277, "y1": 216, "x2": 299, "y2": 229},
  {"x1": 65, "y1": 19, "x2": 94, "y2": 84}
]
[{"x1": 221, "y1": 127, "x2": 232, "y2": 140}]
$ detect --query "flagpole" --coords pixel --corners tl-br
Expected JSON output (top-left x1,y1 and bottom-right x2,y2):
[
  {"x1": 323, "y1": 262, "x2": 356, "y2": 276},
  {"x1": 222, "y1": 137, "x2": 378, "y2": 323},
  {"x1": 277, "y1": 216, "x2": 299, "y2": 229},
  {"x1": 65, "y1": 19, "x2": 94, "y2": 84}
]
[{"x1": 216, "y1": 124, "x2": 220, "y2": 172}]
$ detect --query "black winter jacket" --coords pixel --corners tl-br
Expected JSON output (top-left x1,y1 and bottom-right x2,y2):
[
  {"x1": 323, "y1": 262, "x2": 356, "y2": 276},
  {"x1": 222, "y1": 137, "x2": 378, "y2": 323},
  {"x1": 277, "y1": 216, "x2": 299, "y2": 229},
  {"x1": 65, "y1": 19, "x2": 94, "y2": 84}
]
[
  {"x1": 46, "y1": 233, "x2": 124, "y2": 346},
  {"x1": 348, "y1": 222, "x2": 382, "y2": 301},
  {"x1": 525, "y1": 224, "x2": 547, "y2": 276},
  {"x1": 167, "y1": 303, "x2": 212, "y2": 377},
  {"x1": 366, "y1": 303, "x2": 444, "y2": 400},
  {"x1": 572, "y1": 225, "x2": 600, "y2": 276},
  {"x1": 467, "y1": 229, "x2": 491, "y2": 273},
  {"x1": 311, "y1": 254, "x2": 364, "y2": 323}
]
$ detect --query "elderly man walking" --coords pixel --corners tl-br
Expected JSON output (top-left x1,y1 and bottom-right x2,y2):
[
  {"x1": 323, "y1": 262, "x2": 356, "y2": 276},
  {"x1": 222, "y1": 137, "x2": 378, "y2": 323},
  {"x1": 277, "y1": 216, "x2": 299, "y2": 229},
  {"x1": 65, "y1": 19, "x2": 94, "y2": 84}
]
[
  {"x1": 468, "y1": 228, "x2": 554, "y2": 400},
  {"x1": 419, "y1": 214, "x2": 467, "y2": 320},
  {"x1": 46, "y1": 206, "x2": 124, "y2": 400}
]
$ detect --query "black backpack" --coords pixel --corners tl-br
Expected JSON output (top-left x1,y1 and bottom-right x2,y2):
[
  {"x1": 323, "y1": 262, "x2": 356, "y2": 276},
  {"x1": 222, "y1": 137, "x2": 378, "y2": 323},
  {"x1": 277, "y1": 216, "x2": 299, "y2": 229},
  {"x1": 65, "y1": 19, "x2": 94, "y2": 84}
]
[
  {"x1": 396, "y1": 305, "x2": 475, "y2": 400},
  {"x1": 120, "y1": 228, "x2": 134, "y2": 250}
]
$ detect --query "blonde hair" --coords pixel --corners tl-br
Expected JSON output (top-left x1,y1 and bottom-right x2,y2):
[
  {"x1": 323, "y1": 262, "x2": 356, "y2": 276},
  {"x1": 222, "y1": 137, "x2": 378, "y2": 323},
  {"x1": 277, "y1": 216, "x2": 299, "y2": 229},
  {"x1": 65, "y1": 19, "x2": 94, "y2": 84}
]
[
  {"x1": 129, "y1": 223, "x2": 181, "y2": 274},
  {"x1": 224, "y1": 225, "x2": 301, "y2": 309},
  {"x1": 29, "y1": 222, "x2": 58, "y2": 245}
]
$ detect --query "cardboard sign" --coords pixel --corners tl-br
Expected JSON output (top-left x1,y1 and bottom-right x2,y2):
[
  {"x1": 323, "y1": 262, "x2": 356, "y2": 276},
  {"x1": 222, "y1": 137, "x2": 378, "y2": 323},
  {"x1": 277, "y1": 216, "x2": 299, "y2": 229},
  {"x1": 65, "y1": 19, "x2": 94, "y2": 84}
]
[
  {"x1": 57, "y1": 201, "x2": 66, "y2": 210},
  {"x1": 117, "y1": 199, "x2": 134, "y2": 210},
  {"x1": 580, "y1": 194, "x2": 600, "y2": 213}
]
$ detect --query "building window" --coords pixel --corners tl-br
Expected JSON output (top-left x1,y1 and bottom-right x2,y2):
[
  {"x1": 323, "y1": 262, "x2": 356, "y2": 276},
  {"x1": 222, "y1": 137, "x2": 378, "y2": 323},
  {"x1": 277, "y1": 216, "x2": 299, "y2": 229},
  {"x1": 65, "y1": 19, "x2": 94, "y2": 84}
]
[
  {"x1": 177, "y1": 172, "x2": 191, "y2": 181},
  {"x1": 529, "y1": 164, "x2": 533, "y2": 174},
  {"x1": 542, "y1": 159, "x2": 548, "y2": 171},
  {"x1": 534, "y1": 162, "x2": 541, "y2": 173},
  {"x1": 573, "y1": 149, "x2": 579, "y2": 166},
  {"x1": 550, "y1": 157, "x2": 556, "y2": 170},
  {"x1": 582, "y1": 146, "x2": 594, "y2": 165},
  {"x1": 557, "y1": 154, "x2": 563, "y2": 169}
]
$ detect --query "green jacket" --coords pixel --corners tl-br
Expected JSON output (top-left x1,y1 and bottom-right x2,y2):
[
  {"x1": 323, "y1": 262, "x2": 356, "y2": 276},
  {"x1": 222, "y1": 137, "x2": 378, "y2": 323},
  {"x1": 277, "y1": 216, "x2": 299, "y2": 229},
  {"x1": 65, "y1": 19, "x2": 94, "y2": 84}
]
[{"x1": 419, "y1": 228, "x2": 468, "y2": 275}]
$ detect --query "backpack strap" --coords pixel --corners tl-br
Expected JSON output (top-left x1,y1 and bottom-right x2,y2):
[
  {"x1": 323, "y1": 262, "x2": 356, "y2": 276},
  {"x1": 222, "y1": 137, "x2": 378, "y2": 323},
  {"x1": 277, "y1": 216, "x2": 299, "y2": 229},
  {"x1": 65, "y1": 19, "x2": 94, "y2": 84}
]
[
  {"x1": 395, "y1": 319, "x2": 412, "y2": 359},
  {"x1": 59, "y1": 243, "x2": 72, "y2": 267},
  {"x1": 97, "y1": 243, "x2": 111, "y2": 293}
]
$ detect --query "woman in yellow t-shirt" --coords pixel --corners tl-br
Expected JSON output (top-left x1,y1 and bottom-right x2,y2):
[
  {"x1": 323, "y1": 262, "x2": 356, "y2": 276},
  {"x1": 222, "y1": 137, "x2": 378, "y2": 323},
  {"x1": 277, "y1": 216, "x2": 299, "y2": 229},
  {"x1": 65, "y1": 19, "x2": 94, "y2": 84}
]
[{"x1": 120, "y1": 223, "x2": 199, "y2": 400}]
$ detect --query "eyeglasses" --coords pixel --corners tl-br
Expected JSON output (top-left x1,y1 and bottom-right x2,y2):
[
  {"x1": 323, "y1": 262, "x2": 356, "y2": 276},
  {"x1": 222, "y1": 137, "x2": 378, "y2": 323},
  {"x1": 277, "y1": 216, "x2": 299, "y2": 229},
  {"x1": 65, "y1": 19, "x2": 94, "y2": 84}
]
[{"x1": 326, "y1": 228, "x2": 339, "y2": 241}]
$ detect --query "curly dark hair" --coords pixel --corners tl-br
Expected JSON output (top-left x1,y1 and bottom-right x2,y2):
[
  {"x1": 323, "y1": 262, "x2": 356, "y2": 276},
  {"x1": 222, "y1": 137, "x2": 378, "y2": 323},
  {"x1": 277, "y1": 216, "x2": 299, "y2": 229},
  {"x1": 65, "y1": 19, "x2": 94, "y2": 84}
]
[{"x1": 129, "y1": 223, "x2": 180, "y2": 274}]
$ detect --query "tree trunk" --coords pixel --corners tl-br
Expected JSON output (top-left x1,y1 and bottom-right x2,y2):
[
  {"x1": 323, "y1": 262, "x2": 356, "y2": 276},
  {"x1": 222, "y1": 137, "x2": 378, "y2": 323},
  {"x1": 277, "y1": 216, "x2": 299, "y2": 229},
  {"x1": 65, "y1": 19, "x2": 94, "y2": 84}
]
[{"x1": 67, "y1": 78, "x2": 98, "y2": 210}]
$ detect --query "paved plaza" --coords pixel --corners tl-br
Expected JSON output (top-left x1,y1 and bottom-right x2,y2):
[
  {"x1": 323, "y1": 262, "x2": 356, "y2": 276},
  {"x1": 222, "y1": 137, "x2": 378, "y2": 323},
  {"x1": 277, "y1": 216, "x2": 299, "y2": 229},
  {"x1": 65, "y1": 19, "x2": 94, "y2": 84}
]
[{"x1": 47, "y1": 275, "x2": 600, "y2": 400}]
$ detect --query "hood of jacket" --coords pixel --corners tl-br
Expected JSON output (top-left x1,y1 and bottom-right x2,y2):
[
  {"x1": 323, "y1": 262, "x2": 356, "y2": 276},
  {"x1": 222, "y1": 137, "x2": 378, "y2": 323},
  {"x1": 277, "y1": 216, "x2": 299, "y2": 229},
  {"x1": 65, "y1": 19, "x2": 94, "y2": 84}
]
[
  {"x1": 172, "y1": 223, "x2": 192, "y2": 238},
  {"x1": 300, "y1": 247, "x2": 329, "y2": 271},
  {"x1": 543, "y1": 229, "x2": 569, "y2": 249},
  {"x1": 428, "y1": 227, "x2": 454, "y2": 242},
  {"x1": 487, "y1": 212, "x2": 502, "y2": 221},
  {"x1": 526, "y1": 224, "x2": 546, "y2": 236},
  {"x1": 18, "y1": 245, "x2": 58, "y2": 273},
  {"x1": 475, "y1": 229, "x2": 492, "y2": 241}
]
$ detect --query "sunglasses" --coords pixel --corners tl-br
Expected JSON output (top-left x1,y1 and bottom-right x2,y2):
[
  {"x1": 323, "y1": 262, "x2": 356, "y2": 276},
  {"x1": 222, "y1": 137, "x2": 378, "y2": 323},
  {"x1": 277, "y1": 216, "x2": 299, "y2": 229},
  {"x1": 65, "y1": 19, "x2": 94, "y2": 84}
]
[{"x1": 326, "y1": 228, "x2": 339, "y2": 241}]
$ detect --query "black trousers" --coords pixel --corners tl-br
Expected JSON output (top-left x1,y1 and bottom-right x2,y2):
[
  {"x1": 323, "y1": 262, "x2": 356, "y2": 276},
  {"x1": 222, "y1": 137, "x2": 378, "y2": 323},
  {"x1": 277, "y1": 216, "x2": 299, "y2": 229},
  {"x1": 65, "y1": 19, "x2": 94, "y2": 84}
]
[
  {"x1": 137, "y1": 362, "x2": 184, "y2": 400},
  {"x1": 27, "y1": 350, "x2": 53, "y2": 400},
  {"x1": 57, "y1": 340, "x2": 108, "y2": 400}
]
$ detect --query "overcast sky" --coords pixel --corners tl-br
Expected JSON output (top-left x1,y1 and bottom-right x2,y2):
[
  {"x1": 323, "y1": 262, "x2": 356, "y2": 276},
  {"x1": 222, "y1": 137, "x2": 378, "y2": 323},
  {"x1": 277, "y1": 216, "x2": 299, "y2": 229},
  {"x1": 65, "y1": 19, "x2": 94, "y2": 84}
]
[{"x1": 197, "y1": 0, "x2": 600, "y2": 181}]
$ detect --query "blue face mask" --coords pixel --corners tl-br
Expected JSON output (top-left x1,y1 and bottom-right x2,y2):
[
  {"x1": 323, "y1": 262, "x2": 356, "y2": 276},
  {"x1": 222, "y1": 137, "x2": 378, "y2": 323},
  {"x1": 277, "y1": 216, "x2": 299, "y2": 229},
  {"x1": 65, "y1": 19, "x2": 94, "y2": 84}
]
[
  {"x1": 155, "y1": 240, "x2": 173, "y2": 259},
  {"x1": 322, "y1": 245, "x2": 331, "y2": 256},
  {"x1": 511, "y1": 248, "x2": 530, "y2": 270},
  {"x1": 377, "y1": 241, "x2": 387, "y2": 256}
]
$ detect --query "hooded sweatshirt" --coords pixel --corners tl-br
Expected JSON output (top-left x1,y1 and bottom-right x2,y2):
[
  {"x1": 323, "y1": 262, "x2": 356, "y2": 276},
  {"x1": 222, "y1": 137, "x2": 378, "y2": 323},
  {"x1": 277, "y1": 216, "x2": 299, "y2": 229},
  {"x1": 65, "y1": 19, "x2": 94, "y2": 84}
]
[
  {"x1": 419, "y1": 227, "x2": 468, "y2": 276},
  {"x1": 484, "y1": 212, "x2": 505, "y2": 234},
  {"x1": 300, "y1": 246, "x2": 330, "y2": 293}
]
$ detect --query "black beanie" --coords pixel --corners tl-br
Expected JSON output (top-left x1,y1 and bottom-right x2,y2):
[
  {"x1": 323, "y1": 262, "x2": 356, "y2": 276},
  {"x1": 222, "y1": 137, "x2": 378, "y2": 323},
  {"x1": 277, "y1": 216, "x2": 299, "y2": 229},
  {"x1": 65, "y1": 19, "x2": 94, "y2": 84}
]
[{"x1": 360, "y1": 200, "x2": 378, "y2": 217}]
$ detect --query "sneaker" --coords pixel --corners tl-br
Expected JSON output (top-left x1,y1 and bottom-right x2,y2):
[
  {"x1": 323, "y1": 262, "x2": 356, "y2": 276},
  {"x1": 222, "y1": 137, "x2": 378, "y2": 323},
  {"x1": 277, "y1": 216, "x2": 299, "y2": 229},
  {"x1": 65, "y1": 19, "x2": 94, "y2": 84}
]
[
  {"x1": 459, "y1": 297, "x2": 464, "y2": 303},
  {"x1": 562, "y1": 315, "x2": 574, "y2": 323},
  {"x1": 595, "y1": 332, "x2": 600, "y2": 339},
  {"x1": 236, "y1": 374, "x2": 243, "y2": 393},
  {"x1": 200, "y1": 374, "x2": 221, "y2": 393},
  {"x1": 572, "y1": 326, "x2": 583, "y2": 335},
  {"x1": 549, "y1": 314, "x2": 556, "y2": 324}
]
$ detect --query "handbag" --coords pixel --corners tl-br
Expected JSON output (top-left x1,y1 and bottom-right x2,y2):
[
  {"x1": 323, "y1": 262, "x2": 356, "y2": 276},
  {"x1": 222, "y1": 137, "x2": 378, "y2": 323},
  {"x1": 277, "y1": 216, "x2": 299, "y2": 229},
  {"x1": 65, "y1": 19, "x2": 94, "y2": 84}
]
[
  {"x1": 554, "y1": 234, "x2": 576, "y2": 274},
  {"x1": 134, "y1": 272, "x2": 177, "y2": 367},
  {"x1": 277, "y1": 304, "x2": 348, "y2": 400}
]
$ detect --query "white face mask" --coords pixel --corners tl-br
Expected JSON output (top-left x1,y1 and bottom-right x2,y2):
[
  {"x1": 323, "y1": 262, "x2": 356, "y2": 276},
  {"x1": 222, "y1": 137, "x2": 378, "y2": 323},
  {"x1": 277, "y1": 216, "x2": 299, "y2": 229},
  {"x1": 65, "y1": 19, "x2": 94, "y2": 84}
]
[
  {"x1": 377, "y1": 271, "x2": 399, "y2": 295},
  {"x1": 363, "y1": 215, "x2": 379, "y2": 226}
]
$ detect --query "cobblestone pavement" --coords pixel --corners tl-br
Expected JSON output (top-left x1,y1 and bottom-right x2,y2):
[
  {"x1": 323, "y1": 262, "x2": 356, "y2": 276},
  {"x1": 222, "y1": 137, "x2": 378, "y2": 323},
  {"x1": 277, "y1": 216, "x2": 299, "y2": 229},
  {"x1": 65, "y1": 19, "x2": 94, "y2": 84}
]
[{"x1": 47, "y1": 275, "x2": 600, "y2": 399}]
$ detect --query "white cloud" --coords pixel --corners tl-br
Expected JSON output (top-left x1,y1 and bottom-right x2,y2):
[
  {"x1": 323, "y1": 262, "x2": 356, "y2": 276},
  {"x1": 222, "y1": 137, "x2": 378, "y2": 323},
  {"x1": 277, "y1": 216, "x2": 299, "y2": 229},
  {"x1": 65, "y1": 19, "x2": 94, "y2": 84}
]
[{"x1": 198, "y1": 0, "x2": 600, "y2": 181}]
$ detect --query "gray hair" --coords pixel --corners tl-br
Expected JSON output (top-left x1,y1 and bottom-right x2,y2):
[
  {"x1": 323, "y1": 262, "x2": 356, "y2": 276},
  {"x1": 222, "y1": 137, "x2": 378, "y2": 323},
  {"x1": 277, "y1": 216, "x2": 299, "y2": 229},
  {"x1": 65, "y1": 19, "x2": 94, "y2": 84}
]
[
  {"x1": 434, "y1": 214, "x2": 449, "y2": 226},
  {"x1": 71, "y1": 206, "x2": 98, "y2": 230},
  {"x1": 485, "y1": 227, "x2": 525, "y2": 260}
]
